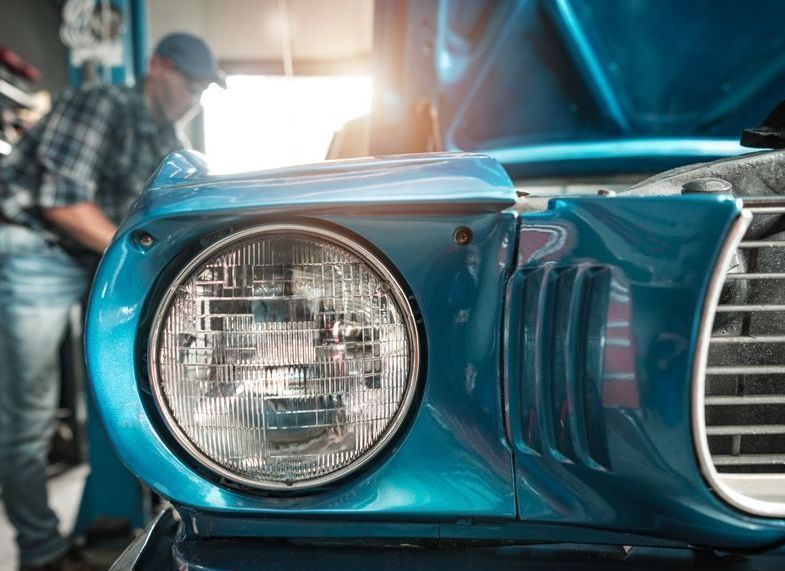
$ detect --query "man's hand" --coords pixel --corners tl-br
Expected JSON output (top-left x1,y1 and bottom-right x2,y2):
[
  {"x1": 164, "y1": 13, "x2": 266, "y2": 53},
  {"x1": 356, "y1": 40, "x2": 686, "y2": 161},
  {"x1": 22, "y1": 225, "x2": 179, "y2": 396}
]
[{"x1": 41, "y1": 202, "x2": 117, "y2": 254}]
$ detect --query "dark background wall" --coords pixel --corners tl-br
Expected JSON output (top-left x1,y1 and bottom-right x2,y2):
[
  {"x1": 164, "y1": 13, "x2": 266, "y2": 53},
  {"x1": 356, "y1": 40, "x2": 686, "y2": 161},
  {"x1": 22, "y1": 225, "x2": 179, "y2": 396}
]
[{"x1": 0, "y1": 0, "x2": 68, "y2": 93}]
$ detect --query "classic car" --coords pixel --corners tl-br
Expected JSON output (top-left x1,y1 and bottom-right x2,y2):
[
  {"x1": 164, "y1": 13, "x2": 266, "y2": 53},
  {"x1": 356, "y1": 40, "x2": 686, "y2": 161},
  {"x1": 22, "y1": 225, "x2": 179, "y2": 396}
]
[{"x1": 86, "y1": 0, "x2": 785, "y2": 569}]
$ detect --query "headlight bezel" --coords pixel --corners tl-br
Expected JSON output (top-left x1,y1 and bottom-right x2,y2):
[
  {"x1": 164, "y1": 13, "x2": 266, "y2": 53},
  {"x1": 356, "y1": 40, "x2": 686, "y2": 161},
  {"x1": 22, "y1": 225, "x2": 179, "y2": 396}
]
[{"x1": 147, "y1": 222, "x2": 423, "y2": 491}]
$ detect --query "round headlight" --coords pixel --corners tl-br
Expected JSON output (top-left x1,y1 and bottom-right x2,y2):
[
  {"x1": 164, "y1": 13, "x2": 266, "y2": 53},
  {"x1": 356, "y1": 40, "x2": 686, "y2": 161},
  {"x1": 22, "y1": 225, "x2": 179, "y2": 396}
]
[{"x1": 149, "y1": 225, "x2": 420, "y2": 490}]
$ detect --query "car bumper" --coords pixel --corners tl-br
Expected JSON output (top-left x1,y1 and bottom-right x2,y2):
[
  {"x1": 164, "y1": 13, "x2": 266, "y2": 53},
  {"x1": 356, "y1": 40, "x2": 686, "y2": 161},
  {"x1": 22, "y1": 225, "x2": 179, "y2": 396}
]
[{"x1": 111, "y1": 508, "x2": 785, "y2": 571}]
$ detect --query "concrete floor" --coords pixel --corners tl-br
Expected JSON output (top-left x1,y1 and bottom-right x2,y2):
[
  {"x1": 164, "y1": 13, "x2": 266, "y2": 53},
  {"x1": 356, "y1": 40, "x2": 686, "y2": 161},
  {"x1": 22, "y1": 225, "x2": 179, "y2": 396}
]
[{"x1": 0, "y1": 465, "x2": 88, "y2": 569}]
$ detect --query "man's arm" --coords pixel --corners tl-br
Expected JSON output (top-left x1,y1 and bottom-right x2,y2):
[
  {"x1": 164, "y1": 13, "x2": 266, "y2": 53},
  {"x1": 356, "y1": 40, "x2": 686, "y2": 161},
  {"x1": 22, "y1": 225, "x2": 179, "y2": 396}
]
[
  {"x1": 33, "y1": 87, "x2": 124, "y2": 254},
  {"x1": 41, "y1": 202, "x2": 117, "y2": 254}
]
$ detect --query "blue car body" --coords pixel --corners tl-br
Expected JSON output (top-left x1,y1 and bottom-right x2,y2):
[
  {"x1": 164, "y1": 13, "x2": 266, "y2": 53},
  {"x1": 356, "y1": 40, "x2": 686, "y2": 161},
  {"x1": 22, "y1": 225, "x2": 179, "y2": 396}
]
[
  {"x1": 86, "y1": 0, "x2": 785, "y2": 568},
  {"x1": 371, "y1": 0, "x2": 785, "y2": 172},
  {"x1": 88, "y1": 151, "x2": 785, "y2": 567}
]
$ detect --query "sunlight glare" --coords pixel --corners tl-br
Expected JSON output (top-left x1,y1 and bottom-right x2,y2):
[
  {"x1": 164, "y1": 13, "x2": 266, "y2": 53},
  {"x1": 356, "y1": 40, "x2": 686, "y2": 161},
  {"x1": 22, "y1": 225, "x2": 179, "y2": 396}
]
[{"x1": 201, "y1": 75, "x2": 372, "y2": 173}]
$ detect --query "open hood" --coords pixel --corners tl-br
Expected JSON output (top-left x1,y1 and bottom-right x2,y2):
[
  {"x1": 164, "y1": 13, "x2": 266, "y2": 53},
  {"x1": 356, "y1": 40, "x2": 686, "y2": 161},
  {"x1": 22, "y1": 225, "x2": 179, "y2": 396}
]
[{"x1": 370, "y1": 0, "x2": 785, "y2": 177}]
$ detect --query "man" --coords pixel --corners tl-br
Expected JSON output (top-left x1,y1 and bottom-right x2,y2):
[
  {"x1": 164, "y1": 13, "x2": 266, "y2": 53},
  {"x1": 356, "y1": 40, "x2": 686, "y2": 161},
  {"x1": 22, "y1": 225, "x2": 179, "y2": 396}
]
[{"x1": 0, "y1": 33, "x2": 224, "y2": 571}]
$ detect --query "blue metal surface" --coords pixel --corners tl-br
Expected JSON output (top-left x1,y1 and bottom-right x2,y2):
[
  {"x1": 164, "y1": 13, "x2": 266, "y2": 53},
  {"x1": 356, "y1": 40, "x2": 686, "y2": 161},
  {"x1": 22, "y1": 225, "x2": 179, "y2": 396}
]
[
  {"x1": 73, "y1": 391, "x2": 146, "y2": 535},
  {"x1": 86, "y1": 152, "x2": 518, "y2": 520},
  {"x1": 488, "y1": 139, "x2": 749, "y2": 180},
  {"x1": 87, "y1": 151, "x2": 785, "y2": 551},
  {"x1": 507, "y1": 195, "x2": 785, "y2": 548},
  {"x1": 487, "y1": 140, "x2": 748, "y2": 167},
  {"x1": 375, "y1": 0, "x2": 785, "y2": 174},
  {"x1": 121, "y1": 513, "x2": 785, "y2": 570},
  {"x1": 139, "y1": 150, "x2": 516, "y2": 210},
  {"x1": 112, "y1": 0, "x2": 136, "y2": 85},
  {"x1": 547, "y1": 0, "x2": 630, "y2": 134},
  {"x1": 170, "y1": 540, "x2": 785, "y2": 571},
  {"x1": 129, "y1": 0, "x2": 149, "y2": 80}
]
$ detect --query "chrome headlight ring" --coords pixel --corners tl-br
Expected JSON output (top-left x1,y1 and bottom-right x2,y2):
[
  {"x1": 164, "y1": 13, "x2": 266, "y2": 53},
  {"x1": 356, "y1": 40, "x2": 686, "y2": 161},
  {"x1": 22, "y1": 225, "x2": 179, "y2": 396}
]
[{"x1": 148, "y1": 223, "x2": 421, "y2": 491}]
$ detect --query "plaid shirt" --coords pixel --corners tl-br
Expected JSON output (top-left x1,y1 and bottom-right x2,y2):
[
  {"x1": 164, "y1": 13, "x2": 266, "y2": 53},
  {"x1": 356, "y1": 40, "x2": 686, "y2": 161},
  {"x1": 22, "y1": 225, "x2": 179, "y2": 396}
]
[{"x1": 0, "y1": 83, "x2": 182, "y2": 239}]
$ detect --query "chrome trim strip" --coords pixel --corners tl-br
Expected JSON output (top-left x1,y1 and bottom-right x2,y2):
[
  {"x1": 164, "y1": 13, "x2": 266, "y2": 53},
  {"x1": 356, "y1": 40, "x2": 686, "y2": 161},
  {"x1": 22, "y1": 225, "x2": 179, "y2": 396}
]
[
  {"x1": 148, "y1": 223, "x2": 422, "y2": 491},
  {"x1": 109, "y1": 508, "x2": 175, "y2": 570},
  {"x1": 691, "y1": 208, "x2": 785, "y2": 517}
]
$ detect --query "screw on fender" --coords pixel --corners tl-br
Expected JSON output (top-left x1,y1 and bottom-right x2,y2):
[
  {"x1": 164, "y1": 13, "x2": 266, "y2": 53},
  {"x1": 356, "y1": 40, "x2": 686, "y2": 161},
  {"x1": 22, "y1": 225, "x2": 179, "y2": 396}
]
[
  {"x1": 135, "y1": 231, "x2": 156, "y2": 249},
  {"x1": 453, "y1": 226, "x2": 473, "y2": 246}
]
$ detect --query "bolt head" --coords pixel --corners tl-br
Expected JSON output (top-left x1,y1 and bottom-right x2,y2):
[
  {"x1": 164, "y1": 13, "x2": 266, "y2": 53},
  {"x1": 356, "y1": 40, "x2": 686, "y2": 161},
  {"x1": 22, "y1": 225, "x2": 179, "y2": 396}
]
[
  {"x1": 136, "y1": 232, "x2": 155, "y2": 248},
  {"x1": 453, "y1": 226, "x2": 473, "y2": 246}
]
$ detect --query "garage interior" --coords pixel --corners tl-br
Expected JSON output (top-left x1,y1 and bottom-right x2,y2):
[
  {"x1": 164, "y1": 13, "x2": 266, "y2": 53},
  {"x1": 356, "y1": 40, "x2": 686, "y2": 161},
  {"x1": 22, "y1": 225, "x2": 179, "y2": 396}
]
[
  {"x1": 2, "y1": 1, "x2": 785, "y2": 570},
  {"x1": 0, "y1": 1, "x2": 376, "y2": 567}
]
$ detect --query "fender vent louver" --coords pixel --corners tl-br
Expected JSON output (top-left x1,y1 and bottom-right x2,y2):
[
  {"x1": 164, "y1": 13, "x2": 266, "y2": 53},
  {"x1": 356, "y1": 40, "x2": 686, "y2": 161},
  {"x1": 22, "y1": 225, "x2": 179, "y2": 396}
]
[{"x1": 518, "y1": 265, "x2": 611, "y2": 469}]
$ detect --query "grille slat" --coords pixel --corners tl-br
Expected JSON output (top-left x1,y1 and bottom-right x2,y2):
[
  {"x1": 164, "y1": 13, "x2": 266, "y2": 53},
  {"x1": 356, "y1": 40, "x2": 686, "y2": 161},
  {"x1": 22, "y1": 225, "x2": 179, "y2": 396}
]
[
  {"x1": 707, "y1": 395, "x2": 785, "y2": 406},
  {"x1": 739, "y1": 241, "x2": 785, "y2": 248},
  {"x1": 713, "y1": 454, "x2": 785, "y2": 466},
  {"x1": 716, "y1": 304, "x2": 785, "y2": 312},
  {"x1": 711, "y1": 335, "x2": 785, "y2": 344},
  {"x1": 743, "y1": 207, "x2": 785, "y2": 214},
  {"x1": 707, "y1": 425, "x2": 785, "y2": 436},
  {"x1": 725, "y1": 273, "x2": 785, "y2": 280},
  {"x1": 707, "y1": 365, "x2": 785, "y2": 375},
  {"x1": 705, "y1": 201, "x2": 785, "y2": 483}
]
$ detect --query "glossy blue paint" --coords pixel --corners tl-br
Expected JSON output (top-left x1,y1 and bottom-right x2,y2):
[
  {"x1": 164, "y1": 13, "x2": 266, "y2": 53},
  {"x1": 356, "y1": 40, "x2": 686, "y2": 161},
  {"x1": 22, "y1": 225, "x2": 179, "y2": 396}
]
[
  {"x1": 376, "y1": 0, "x2": 785, "y2": 174},
  {"x1": 138, "y1": 150, "x2": 516, "y2": 213},
  {"x1": 548, "y1": 0, "x2": 630, "y2": 134},
  {"x1": 487, "y1": 139, "x2": 748, "y2": 166},
  {"x1": 87, "y1": 152, "x2": 785, "y2": 552},
  {"x1": 507, "y1": 195, "x2": 785, "y2": 548},
  {"x1": 86, "y1": 152, "x2": 517, "y2": 520},
  {"x1": 73, "y1": 392, "x2": 146, "y2": 535},
  {"x1": 489, "y1": 139, "x2": 750, "y2": 179}
]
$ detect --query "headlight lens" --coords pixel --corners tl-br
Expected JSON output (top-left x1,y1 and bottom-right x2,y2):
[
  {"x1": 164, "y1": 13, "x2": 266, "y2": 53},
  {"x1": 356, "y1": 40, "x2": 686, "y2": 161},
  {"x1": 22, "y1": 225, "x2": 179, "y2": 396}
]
[{"x1": 150, "y1": 225, "x2": 420, "y2": 490}]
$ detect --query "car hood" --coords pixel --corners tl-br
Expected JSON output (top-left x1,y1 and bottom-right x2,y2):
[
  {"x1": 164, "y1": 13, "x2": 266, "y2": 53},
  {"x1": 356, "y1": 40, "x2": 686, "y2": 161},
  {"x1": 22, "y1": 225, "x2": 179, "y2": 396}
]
[{"x1": 372, "y1": 0, "x2": 785, "y2": 177}]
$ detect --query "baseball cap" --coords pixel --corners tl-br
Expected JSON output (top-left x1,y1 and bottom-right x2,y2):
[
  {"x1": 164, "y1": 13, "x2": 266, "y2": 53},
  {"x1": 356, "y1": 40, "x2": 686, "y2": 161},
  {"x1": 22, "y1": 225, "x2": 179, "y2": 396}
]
[{"x1": 154, "y1": 32, "x2": 226, "y2": 88}]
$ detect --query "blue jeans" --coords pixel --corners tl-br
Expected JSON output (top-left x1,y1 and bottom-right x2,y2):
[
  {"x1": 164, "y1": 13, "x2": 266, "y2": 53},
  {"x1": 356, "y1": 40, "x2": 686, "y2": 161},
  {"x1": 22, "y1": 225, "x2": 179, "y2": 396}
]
[{"x1": 0, "y1": 225, "x2": 90, "y2": 566}]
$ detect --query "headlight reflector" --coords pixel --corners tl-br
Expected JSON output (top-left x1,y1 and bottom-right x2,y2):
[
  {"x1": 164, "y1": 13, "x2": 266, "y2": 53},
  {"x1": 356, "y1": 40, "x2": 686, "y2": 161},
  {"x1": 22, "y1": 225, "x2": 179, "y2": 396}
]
[{"x1": 150, "y1": 225, "x2": 419, "y2": 490}]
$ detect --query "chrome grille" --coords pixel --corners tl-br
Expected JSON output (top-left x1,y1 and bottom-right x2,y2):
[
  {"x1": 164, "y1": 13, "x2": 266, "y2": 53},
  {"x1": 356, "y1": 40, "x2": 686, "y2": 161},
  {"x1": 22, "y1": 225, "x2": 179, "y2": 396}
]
[{"x1": 703, "y1": 200, "x2": 785, "y2": 511}]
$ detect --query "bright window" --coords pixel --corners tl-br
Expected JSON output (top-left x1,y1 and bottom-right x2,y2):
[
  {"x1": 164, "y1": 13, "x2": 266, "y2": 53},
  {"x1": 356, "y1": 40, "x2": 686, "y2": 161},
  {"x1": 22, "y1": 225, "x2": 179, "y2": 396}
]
[{"x1": 201, "y1": 75, "x2": 372, "y2": 173}]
